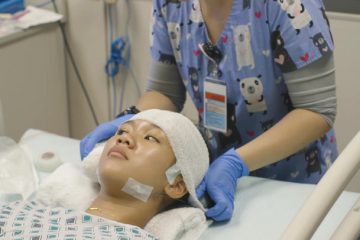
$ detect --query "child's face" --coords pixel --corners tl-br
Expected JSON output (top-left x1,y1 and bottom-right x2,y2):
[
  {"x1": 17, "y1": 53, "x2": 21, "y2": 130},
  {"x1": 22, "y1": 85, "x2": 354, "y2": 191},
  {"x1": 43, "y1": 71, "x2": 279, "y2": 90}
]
[{"x1": 98, "y1": 120, "x2": 176, "y2": 198}]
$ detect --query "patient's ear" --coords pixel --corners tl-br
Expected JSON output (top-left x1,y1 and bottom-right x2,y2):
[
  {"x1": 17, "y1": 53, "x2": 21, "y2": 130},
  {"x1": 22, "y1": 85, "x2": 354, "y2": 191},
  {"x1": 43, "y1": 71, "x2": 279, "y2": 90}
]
[{"x1": 164, "y1": 175, "x2": 188, "y2": 199}]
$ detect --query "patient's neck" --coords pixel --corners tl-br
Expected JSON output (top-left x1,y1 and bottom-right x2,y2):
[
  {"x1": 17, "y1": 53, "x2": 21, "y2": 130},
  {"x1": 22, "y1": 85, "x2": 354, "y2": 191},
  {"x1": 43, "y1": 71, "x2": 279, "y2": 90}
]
[{"x1": 86, "y1": 192, "x2": 165, "y2": 228}]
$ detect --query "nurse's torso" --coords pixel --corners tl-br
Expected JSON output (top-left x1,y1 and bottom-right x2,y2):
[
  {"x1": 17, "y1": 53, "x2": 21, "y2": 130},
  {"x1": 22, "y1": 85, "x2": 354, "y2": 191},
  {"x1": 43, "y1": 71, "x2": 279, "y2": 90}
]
[{"x1": 152, "y1": 0, "x2": 338, "y2": 183}]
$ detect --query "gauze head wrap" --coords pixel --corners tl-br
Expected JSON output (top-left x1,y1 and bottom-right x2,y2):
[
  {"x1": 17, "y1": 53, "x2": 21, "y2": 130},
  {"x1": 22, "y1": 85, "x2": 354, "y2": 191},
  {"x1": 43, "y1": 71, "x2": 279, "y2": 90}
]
[{"x1": 129, "y1": 109, "x2": 209, "y2": 210}]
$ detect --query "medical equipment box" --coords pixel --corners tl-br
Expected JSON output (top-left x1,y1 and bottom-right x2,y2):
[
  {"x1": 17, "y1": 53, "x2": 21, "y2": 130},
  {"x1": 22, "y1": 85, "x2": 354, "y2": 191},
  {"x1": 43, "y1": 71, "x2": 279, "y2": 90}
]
[{"x1": 0, "y1": 0, "x2": 24, "y2": 14}]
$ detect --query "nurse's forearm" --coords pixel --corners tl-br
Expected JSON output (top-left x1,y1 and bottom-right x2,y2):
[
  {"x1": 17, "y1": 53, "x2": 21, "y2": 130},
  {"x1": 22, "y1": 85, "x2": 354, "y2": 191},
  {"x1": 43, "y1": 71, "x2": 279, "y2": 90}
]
[
  {"x1": 135, "y1": 91, "x2": 178, "y2": 112},
  {"x1": 236, "y1": 109, "x2": 331, "y2": 171}
]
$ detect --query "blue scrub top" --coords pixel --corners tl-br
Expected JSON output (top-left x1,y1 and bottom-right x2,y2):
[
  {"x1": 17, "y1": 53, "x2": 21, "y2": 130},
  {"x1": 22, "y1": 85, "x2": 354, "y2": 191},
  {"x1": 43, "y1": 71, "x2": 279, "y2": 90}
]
[{"x1": 150, "y1": 0, "x2": 338, "y2": 183}]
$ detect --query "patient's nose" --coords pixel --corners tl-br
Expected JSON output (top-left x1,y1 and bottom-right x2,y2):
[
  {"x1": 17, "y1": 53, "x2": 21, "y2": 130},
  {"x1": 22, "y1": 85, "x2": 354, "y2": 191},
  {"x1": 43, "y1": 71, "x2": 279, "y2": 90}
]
[{"x1": 116, "y1": 134, "x2": 135, "y2": 149}]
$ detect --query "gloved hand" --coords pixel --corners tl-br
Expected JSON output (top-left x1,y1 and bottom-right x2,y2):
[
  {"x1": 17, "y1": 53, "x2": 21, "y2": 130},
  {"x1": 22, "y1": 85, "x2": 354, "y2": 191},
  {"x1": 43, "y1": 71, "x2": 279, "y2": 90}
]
[
  {"x1": 80, "y1": 114, "x2": 135, "y2": 160},
  {"x1": 196, "y1": 148, "x2": 249, "y2": 221}
]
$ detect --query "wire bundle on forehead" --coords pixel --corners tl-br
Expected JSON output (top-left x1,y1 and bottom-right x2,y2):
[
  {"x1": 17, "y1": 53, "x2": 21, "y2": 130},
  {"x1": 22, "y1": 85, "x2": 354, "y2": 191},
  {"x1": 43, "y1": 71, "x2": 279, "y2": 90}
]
[{"x1": 130, "y1": 109, "x2": 210, "y2": 210}]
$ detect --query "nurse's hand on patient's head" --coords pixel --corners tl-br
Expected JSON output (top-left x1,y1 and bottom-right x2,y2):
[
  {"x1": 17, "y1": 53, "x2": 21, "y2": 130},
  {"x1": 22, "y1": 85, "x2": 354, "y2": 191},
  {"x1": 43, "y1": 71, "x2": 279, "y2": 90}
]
[
  {"x1": 196, "y1": 148, "x2": 249, "y2": 221},
  {"x1": 80, "y1": 114, "x2": 135, "y2": 160}
]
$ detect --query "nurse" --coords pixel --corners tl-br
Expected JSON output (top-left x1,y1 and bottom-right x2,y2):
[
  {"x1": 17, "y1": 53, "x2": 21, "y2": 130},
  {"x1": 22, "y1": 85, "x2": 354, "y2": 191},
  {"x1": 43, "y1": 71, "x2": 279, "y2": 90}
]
[{"x1": 80, "y1": 0, "x2": 338, "y2": 222}]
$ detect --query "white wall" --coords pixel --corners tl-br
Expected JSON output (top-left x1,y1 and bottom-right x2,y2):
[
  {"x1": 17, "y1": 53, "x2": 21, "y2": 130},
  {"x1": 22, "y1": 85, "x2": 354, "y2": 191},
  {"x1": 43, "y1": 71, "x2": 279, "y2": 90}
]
[
  {"x1": 329, "y1": 12, "x2": 360, "y2": 151},
  {"x1": 0, "y1": 25, "x2": 69, "y2": 141},
  {"x1": 114, "y1": 0, "x2": 153, "y2": 113},
  {"x1": 25, "y1": 0, "x2": 109, "y2": 139},
  {"x1": 65, "y1": 0, "x2": 110, "y2": 139},
  {"x1": 0, "y1": 99, "x2": 4, "y2": 136},
  {"x1": 329, "y1": 12, "x2": 360, "y2": 192},
  {"x1": 63, "y1": 0, "x2": 197, "y2": 140}
]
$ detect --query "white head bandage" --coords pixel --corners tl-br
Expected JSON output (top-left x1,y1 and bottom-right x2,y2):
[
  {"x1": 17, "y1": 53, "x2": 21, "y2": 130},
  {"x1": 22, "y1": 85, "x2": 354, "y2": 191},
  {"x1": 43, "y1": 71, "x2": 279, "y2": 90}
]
[{"x1": 130, "y1": 109, "x2": 209, "y2": 210}]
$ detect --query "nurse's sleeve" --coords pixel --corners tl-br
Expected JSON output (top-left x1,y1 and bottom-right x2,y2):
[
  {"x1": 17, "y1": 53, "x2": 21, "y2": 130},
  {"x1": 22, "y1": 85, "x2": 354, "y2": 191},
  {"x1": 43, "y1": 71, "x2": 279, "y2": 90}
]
[
  {"x1": 267, "y1": 0, "x2": 334, "y2": 73},
  {"x1": 146, "y1": 59, "x2": 186, "y2": 112},
  {"x1": 147, "y1": 1, "x2": 186, "y2": 111},
  {"x1": 283, "y1": 53, "x2": 337, "y2": 127}
]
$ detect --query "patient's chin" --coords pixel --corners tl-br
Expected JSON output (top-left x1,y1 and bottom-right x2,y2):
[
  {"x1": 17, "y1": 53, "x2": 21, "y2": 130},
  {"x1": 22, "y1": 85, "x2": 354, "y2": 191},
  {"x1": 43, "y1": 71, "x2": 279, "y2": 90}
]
[
  {"x1": 100, "y1": 157, "x2": 130, "y2": 174},
  {"x1": 98, "y1": 168, "x2": 128, "y2": 189}
]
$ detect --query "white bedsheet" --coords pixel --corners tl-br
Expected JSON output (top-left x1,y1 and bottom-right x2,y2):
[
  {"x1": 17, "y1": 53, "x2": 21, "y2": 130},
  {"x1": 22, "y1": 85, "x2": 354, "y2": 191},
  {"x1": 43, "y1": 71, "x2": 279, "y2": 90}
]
[{"x1": 19, "y1": 129, "x2": 360, "y2": 240}]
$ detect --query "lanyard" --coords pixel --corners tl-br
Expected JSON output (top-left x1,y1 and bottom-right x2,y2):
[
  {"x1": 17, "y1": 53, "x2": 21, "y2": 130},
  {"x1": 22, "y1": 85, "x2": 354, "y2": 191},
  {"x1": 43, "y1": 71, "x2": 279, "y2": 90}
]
[
  {"x1": 198, "y1": 42, "x2": 223, "y2": 77},
  {"x1": 199, "y1": 42, "x2": 228, "y2": 133}
]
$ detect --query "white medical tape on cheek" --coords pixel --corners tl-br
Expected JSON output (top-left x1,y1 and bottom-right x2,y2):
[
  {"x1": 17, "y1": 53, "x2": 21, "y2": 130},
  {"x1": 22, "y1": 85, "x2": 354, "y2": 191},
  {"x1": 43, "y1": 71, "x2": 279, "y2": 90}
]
[
  {"x1": 121, "y1": 178, "x2": 154, "y2": 202},
  {"x1": 165, "y1": 164, "x2": 181, "y2": 184}
]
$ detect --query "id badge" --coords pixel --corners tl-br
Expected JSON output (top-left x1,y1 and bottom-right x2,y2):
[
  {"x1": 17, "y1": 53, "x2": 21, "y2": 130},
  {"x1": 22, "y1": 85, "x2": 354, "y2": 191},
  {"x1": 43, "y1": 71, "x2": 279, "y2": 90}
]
[{"x1": 203, "y1": 77, "x2": 227, "y2": 133}]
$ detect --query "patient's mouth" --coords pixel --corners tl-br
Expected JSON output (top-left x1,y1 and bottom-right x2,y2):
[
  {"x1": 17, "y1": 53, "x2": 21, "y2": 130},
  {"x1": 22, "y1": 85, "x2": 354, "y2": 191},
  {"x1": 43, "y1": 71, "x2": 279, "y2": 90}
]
[{"x1": 108, "y1": 146, "x2": 128, "y2": 160}]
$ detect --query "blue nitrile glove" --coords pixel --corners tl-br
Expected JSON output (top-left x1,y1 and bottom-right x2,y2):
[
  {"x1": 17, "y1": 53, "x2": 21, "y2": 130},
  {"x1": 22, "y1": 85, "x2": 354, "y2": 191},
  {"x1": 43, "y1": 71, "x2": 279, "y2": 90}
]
[
  {"x1": 196, "y1": 147, "x2": 249, "y2": 221},
  {"x1": 80, "y1": 114, "x2": 134, "y2": 160}
]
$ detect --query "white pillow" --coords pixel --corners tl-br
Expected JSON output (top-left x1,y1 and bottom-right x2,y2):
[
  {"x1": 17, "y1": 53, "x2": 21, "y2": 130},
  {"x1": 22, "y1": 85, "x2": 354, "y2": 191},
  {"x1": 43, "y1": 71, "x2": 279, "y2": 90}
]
[
  {"x1": 82, "y1": 144, "x2": 105, "y2": 182},
  {"x1": 35, "y1": 162, "x2": 99, "y2": 211}
]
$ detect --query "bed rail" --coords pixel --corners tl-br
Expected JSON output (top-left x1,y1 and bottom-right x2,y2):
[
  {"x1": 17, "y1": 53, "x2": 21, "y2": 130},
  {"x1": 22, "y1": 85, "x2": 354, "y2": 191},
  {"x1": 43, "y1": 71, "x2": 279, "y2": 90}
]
[{"x1": 281, "y1": 130, "x2": 360, "y2": 239}]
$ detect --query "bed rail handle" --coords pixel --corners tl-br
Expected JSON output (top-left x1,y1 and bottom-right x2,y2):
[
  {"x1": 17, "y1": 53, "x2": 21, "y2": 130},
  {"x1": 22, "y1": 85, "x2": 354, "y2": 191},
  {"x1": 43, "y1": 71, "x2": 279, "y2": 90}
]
[{"x1": 281, "y1": 130, "x2": 360, "y2": 240}]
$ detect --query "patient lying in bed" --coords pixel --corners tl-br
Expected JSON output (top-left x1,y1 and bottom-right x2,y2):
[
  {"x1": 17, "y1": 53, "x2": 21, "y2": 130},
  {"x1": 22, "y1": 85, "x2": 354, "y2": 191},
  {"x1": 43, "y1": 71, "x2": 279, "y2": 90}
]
[{"x1": 0, "y1": 109, "x2": 209, "y2": 239}]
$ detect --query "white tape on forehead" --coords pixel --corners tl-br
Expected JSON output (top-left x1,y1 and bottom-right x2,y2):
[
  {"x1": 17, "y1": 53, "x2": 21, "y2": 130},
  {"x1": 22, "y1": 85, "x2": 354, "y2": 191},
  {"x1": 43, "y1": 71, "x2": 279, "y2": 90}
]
[
  {"x1": 121, "y1": 178, "x2": 154, "y2": 202},
  {"x1": 165, "y1": 164, "x2": 181, "y2": 184}
]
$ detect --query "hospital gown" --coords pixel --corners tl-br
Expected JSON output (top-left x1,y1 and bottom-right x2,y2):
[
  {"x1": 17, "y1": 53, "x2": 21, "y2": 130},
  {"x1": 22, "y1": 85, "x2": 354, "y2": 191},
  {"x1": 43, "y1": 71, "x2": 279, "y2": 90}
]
[{"x1": 0, "y1": 200, "x2": 158, "y2": 240}]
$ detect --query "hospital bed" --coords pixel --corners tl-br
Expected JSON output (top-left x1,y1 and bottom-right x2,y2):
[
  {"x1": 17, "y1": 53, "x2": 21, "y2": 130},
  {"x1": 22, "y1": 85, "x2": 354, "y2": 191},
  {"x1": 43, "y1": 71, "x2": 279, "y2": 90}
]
[{"x1": 6, "y1": 129, "x2": 360, "y2": 239}]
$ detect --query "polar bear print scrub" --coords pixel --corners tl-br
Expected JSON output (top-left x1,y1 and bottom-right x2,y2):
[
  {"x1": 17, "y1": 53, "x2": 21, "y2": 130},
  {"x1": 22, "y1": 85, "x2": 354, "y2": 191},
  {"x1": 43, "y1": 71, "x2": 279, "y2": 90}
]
[
  {"x1": 167, "y1": 22, "x2": 182, "y2": 63},
  {"x1": 276, "y1": 0, "x2": 313, "y2": 34},
  {"x1": 233, "y1": 25, "x2": 255, "y2": 70},
  {"x1": 148, "y1": 0, "x2": 338, "y2": 184}
]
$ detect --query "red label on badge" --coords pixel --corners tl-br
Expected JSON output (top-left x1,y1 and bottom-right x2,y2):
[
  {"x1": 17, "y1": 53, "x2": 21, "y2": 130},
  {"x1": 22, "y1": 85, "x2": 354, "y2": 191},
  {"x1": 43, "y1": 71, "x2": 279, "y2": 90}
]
[{"x1": 205, "y1": 92, "x2": 225, "y2": 102}]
